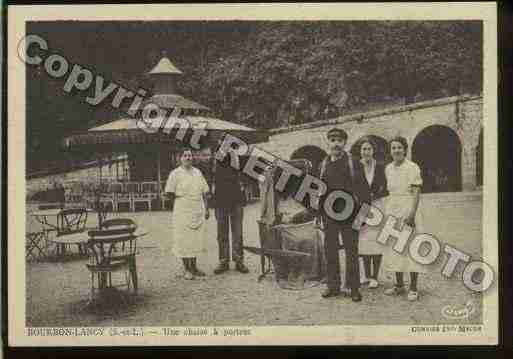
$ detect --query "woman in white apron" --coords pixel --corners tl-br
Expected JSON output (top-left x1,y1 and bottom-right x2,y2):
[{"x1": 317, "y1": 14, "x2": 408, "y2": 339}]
[
  {"x1": 165, "y1": 148, "x2": 210, "y2": 280},
  {"x1": 382, "y1": 136, "x2": 426, "y2": 301}
]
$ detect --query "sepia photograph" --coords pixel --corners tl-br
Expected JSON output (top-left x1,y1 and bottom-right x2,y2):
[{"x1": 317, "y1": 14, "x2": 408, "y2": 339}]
[{"x1": 7, "y1": 3, "x2": 498, "y2": 346}]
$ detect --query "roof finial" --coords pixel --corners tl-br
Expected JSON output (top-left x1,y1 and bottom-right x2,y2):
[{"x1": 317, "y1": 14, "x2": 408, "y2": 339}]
[{"x1": 148, "y1": 55, "x2": 183, "y2": 75}]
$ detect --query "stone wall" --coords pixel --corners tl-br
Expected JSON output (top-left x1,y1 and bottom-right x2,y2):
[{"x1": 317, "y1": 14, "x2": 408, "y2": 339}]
[
  {"x1": 27, "y1": 95, "x2": 483, "y2": 197},
  {"x1": 259, "y1": 95, "x2": 483, "y2": 191}
]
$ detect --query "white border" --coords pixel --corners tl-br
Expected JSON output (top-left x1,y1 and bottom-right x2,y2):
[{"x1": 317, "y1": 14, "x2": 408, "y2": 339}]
[{"x1": 8, "y1": 3, "x2": 498, "y2": 346}]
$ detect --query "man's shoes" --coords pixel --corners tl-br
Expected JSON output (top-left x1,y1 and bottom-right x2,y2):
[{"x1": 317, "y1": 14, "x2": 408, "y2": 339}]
[
  {"x1": 351, "y1": 290, "x2": 362, "y2": 302},
  {"x1": 191, "y1": 267, "x2": 206, "y2": 277},
  {"x1": 384, "y1": 285, "x2": 406, "y2": 296},
  {"x1": 235, "y1": 262, "x2": 249, "y2": 274},
  {"x1": 321, "y1": 288, "x2": 340, "y2": 298},
  {"x1": 213, "y1": 262, "x2": 229, "y2": 275}
]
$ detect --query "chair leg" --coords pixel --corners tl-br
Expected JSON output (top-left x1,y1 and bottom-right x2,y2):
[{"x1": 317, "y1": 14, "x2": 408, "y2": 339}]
[
  {"x1": 90, "y1": 273, "x2": 96, "y2": 303},
  {"x1": 129, "y1": 257, "x2": 138, "y2": 293},
  {"x1": 125, "y1": 271, "x2": 130, "y2": 291}
]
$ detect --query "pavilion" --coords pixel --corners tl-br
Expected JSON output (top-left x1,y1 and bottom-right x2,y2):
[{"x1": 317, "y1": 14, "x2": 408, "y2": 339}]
[{"x1": 64, "y1": 56, "x2": 268, "y2": 202}]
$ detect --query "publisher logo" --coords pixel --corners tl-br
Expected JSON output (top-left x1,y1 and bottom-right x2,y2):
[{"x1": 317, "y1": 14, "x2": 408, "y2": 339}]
[{"x1": 441, "y1": 300, "x2": 475, "y2": 320}]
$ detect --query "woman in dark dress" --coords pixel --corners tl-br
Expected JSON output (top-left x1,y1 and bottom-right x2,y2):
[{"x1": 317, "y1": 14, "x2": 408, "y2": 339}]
[{"x1": 353, "y1": 137, "x2": 388, "y2": 289}]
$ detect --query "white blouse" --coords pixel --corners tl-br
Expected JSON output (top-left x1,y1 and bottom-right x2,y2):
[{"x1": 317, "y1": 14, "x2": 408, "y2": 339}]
[
  {"x1": 385, "y1": 159, "x2": 423, "y2": 196},
  {"x1": 164, "y1": 166, "x2": 209, "y2": 200},
  {"x1": 360, "y1": 158, "x2": 376, "y2": 186}
]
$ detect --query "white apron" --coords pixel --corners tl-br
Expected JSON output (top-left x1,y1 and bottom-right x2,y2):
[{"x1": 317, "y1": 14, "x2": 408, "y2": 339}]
[
  {"x1": 165, "y1": 166, "x2": 209, "y2": 258},
  {"x1": 382, "y1": 160, "x2": 427, "y2": 273}
]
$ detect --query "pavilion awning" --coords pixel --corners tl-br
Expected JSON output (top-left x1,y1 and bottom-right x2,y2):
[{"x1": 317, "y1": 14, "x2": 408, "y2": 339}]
[
  {"x1": 141, "y1": 94, "x2": 210, "y2": 111},
  {"x1": 64, "y1": 116, "x2": 269, "y2": 151}
]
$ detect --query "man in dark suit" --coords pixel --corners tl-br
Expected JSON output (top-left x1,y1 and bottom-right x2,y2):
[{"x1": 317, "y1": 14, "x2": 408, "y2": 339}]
[
  {"x1": 212, "y1": 139, "x2": 249, "y2": 274},
  {"x1": 319, "y1": 128, "x2": 362, "y2": 302}
]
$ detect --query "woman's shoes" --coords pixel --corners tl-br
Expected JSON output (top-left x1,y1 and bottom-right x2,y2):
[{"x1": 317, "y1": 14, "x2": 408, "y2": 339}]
[
  {"x1": 407, "y1": 290, "x2": 419, "y2": 301},
  {"x1": 351, "y1": 290, "x2": 362, "y2": 302},
  {"x1": 384, "y1": 285, "x2": 406, "y2": 296},
  {"x1": 368, "y1": 279, "x2": 379, "y2": 289},
  {"x1": 183, "y1": 270, "x2": 194, "y2": 280},
  {"x1": 384, "y1": 286, "x2": 420, "y2": 300}
]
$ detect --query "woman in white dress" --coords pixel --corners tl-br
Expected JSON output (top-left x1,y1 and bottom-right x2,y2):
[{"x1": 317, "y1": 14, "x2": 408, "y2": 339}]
[
  {"x1": 165, "y1": 148, "x2": 210, "y2": 280},
  {"x1": 382, "y1": 136, "x2": 426, "y2": 301}
]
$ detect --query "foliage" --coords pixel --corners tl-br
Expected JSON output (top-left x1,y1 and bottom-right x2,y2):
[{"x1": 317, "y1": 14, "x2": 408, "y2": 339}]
[{"x1": 26, "y1": 21, "x2": 482, "y2": 173}]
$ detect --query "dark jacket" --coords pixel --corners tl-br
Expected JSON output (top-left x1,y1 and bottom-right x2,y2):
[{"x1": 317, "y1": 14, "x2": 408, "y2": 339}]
[
  {"x1": 318, "y1": 152, "x2": 356, "y2": 222},
  {"x1": 319, "y1": 151, "x2": 354, "y2": 194},
  {"x1": 213, "y1": 159, "x2": 245, "y2": 208},
  {"x1": 352, "y1": 160, "x2": 388, "y2": 206}
]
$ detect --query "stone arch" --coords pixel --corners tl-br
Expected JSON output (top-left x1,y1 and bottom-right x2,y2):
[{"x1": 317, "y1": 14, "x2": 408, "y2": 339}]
[
  {"x1": 350, "y1": 135, "x2": 391, "y2": 165},
  {"x1": 412, "y1": 125, "x2": 462, "y2": 193},
  {"x1": 290, "y1": 145, "x2": 328, "y2": 177},
  {"x1": 476, "y1": 128, "x2": 483, "y2": 187}
]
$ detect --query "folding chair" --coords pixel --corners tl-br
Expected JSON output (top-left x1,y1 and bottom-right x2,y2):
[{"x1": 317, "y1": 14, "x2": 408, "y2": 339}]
[
  {"x1": 114, "y1": 182, "x2": 136, "y2": 212},
  {"x1": 98, "y1": 182, "x2": 119, "y2": 212},
  {"x1": 133, "y1": 182, "x2": 156, "y2": 211},
  {"x1": 26, "y1": 231, "x2": 46, "y2": 261},
  {"x1": 160, "y1": 182, "x2": 174, "y2": 210}
]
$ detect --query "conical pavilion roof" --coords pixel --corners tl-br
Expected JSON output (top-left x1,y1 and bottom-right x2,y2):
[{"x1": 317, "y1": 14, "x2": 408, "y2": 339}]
[
  {"x1": 148, "y1": 57, "x2": 183, "y2": 75},
  {"x1": 63, "y1": 56, "x2": 269, "y2": 150}
]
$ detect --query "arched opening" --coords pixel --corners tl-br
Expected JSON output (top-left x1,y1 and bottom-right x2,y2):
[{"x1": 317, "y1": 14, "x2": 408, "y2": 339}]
[
  {"x1": 412, "y1": 125, "x2": 462, "y2": 193},
  {"x1": 290, "y1": 145, "x2": 328, "y2": 177},
  {"x1": 350, "y1": 135, "x2": 390, "y2": 165},
  {"x1": 476, "y1": 129, "x2": 483, "y2": 187}
]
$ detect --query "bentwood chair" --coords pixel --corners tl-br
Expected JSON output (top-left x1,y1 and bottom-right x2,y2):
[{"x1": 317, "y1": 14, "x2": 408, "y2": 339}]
[
  {"x1": 26, "y1": 231, "x2": 46, "y2": 261},
  {"x1": 56, "y1": 208, "x2": 89, "y2": 256},
  {"x1": 86, "y1": 219, "x2": 139, "y2": 302}
]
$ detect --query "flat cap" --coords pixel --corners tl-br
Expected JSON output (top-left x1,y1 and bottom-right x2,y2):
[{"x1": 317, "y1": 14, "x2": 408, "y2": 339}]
[{"x1": 326, "y1": 128, "x2": 348, "y2": 140}]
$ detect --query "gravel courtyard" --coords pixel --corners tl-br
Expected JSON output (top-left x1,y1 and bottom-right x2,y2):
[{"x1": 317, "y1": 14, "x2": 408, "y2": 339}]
[{"x1": 26, "y1": 192, "x2": 484, "y2": 327}]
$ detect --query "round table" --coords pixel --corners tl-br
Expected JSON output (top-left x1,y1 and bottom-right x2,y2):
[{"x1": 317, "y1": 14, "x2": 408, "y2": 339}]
[
  {"x1": 30, "y1": 208, "x2": 96, "y2": 231},
  {"x1": 30, "y1": 208, "x2": 95, "y2": 258},
  {"x1": 58, "y1": 228, "x2": 149, "y2": 245}
]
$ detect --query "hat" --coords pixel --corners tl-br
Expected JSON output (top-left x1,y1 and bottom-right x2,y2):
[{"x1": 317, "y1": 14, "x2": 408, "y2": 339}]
[{"x1": 326, "y1": 128, "x2": 348, "y2": 141}]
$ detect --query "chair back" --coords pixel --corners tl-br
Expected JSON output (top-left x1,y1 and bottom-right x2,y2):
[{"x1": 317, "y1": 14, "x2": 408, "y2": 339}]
[
  {"x1": 141, "y1": 182, "x2": 158, "y2": 193},
  {"x1": 98, "y1": 182, "x2": 109, "y2": 193},
  {"x1": 87, "y1": 225, "x2": 137, "y2": 265},
  {"x1": 109, "y1": 182, "x2": 123, "y2": 193},
  {"x1": 124, "y1": 182, "x2": 140, "y2": 193},
  {"x1": 57, "y1": 208, "x2": 88, "y2": 236}
]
